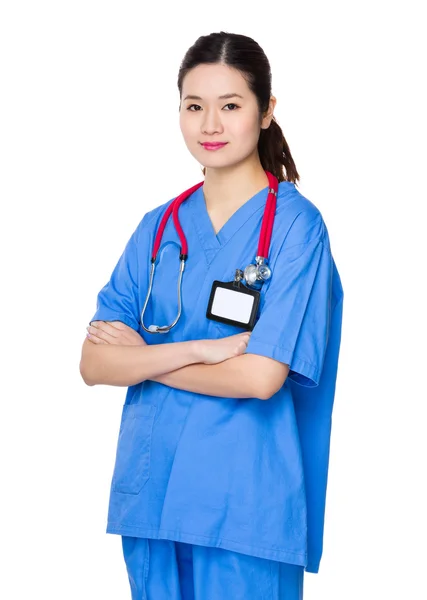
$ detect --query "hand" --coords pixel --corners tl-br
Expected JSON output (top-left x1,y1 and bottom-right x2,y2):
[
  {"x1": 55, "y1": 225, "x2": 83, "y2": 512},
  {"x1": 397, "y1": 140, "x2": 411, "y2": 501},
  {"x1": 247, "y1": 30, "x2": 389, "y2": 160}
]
[
  {"x1": 197, "y1": 331, "x2": 251, "y2": 365},
  {"x1": 86, "y1": 321, "x2": 147, "y2": 346}
]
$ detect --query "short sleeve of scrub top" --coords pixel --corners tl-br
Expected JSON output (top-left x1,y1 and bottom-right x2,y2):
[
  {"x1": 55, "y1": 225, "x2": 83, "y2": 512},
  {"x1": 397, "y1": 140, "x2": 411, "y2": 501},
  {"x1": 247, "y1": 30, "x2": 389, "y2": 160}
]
[
  {"x1": 245, "y1": 210, "x2": 332, "y2": 388},
  {"x1": 88, "y1": 213, "x2": 151, "y2": 332}
]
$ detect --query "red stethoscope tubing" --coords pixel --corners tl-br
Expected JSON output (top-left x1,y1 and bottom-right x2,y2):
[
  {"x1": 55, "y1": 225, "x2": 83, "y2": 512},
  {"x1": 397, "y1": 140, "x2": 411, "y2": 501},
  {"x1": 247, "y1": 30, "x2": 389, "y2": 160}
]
[
  {"x1": 151, "y1": 170, "x2": 278, "y2": 262},
  {"x1": 258, "y1": 171, "x2": 277, "y2": 259}
]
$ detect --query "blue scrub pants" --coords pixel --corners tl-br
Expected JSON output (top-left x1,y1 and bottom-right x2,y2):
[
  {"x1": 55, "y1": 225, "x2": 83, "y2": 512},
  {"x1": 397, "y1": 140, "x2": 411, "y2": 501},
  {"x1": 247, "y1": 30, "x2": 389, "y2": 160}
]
[{"x1": 121, "y1": 536, "x2": 304, "y2": 600}]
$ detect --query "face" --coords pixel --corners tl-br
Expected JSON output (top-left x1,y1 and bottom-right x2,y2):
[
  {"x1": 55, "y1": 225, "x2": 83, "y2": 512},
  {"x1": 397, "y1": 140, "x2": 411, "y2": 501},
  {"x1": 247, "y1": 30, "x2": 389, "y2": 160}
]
[{"x1": 179, "y1": 63, "x2": 275, "y2": 171}]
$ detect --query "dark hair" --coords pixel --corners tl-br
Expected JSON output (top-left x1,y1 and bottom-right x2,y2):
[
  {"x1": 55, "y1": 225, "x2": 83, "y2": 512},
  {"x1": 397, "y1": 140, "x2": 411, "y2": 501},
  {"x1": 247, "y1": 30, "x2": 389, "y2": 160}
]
[{"x1": 177, "y1": 31, "x2": 300, "y2": 185}]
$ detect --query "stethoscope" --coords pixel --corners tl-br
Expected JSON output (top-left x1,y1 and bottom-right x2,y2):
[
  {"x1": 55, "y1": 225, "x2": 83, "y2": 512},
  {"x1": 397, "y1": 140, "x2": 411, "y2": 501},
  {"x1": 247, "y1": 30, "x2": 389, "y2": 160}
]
[{"x1": 141, "y1": 170, "x2": 279, "y2": 334}]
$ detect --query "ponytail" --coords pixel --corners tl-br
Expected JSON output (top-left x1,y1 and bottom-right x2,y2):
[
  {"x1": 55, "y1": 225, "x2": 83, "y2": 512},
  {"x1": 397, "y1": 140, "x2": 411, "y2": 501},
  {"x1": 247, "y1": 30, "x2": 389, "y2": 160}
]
[{"x1": 258, "y1": 117, "x2": 300, "y2": 184}]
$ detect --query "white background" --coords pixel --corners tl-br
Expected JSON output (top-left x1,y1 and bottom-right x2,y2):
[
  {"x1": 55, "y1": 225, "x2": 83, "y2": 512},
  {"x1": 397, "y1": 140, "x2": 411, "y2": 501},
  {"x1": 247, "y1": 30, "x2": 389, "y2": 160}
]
[{"x1": 1, "y1": 1, "x2": 426, "y2": 598}]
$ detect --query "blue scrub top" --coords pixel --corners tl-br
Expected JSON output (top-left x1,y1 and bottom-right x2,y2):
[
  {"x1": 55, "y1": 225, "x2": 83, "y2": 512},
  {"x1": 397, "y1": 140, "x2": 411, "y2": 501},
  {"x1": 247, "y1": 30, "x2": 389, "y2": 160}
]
[{"x1": 89, "y1": 181, "x2": 344, "y2": 574}]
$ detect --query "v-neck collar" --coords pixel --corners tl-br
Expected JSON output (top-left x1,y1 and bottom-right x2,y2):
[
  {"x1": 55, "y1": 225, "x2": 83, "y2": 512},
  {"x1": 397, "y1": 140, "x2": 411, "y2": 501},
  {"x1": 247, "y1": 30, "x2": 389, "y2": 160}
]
[{"x1": 189, "y1": 184, "x2": 270, "y2": 256}]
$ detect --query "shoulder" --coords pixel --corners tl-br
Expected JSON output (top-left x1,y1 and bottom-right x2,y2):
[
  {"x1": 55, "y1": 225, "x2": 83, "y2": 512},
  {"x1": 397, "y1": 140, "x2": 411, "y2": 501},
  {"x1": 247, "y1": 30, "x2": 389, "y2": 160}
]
[
  {"x1": 275, "y1": 182, "x2": 330, "y2": 250},
  {"x1": 132, "y1": 196, "x2": 176, "y2": 241}
]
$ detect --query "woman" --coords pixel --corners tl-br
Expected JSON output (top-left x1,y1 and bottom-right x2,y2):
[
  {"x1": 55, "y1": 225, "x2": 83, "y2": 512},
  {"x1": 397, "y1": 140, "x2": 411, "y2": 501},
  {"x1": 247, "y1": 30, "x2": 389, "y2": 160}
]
[{"x1": 80, "y1": 31, "x2": 344, "y2": 600}]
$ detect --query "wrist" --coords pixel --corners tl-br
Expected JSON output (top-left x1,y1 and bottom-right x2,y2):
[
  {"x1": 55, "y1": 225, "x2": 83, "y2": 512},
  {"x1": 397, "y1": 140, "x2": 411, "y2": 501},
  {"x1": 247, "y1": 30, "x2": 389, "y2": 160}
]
[{"x1": 188, "y1": 339, "x2": 204, "y2": 364}]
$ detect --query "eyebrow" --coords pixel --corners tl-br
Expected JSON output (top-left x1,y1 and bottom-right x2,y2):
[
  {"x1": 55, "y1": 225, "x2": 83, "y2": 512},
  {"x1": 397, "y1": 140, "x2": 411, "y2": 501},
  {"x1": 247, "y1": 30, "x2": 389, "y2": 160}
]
[{"x1": 183, "y1": 93, "x2": 244, "y2": 101}]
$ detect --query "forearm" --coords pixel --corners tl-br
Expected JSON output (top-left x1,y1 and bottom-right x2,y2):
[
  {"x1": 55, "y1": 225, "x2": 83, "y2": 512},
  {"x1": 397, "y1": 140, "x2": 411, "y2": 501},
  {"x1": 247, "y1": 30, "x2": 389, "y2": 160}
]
[
  {"x1": 80, "y1": 339, "x2": 200, "y2": 387},
  {"x1": 152, "y1": 354, "x2": 267, "y2": 400}
]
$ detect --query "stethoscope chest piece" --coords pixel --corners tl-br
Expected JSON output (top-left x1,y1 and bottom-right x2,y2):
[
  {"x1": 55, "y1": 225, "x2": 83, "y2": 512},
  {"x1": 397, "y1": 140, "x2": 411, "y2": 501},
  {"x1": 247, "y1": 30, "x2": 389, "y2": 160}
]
[{"x1": 243, "y1": 256, "x2": 272, "y2": 290}]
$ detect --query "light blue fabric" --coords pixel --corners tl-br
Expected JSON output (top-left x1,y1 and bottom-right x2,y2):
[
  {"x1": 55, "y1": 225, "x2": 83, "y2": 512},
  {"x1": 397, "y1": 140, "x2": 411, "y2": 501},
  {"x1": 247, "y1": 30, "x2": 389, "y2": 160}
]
[
  {"x1": 89, "y1": 181, "x2": 344, "y2": 574},
  {"x1": 121, "y1": 536, "x2": 304, "y2": 600}
]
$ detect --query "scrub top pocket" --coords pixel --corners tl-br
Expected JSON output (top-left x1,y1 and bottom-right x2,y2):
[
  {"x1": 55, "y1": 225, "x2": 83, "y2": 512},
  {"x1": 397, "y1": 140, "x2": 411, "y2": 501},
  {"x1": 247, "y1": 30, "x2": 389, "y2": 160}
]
[{"x1": 112, "y1": 402, "x2": 157, "y2": 495}]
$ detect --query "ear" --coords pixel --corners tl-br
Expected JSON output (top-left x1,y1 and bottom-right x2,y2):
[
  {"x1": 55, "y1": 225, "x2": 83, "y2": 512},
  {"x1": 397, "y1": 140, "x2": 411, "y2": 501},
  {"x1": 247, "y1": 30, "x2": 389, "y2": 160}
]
[{"x1": 261, "y1": 96, "x2": 277, "y2": 129}]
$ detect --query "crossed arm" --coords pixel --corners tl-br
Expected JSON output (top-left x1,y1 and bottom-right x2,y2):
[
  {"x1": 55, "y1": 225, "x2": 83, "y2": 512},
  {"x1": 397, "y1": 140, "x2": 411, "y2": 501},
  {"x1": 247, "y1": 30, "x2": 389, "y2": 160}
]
[
  {"x1": 151, "y1": 352, "x2": 286, "y2": 400},
  {"x1": 81, "y1": 321, "x2": 289, "y2": 400}
]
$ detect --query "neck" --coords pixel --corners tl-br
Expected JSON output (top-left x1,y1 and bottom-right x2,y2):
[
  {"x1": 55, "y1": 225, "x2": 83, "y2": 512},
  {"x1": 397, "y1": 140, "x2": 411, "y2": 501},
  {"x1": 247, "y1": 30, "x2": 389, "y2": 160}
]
[{"x1": 202, "y1": 153, "x2": 269, "y2": 212}]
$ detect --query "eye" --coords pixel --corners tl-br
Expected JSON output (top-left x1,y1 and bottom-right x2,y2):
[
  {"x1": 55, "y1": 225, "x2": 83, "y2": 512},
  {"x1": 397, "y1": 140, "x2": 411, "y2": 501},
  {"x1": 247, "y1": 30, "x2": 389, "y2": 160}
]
[{"x1": 186, "y1": 103, "x2": 240, "y2": 111}]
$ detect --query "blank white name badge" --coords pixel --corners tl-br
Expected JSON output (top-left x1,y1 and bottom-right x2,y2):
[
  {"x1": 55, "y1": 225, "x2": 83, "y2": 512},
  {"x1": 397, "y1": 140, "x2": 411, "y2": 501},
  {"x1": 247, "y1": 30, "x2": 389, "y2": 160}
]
[{"x1": 206, "y1": 280, "x2": 261, "y2": 331}]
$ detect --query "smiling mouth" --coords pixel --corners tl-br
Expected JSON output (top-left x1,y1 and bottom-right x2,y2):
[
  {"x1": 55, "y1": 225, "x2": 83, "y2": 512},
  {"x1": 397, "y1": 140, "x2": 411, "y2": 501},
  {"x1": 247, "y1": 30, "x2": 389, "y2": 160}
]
[{"x1": 200, "y1": 142, "x2": 228, "y2": 148}]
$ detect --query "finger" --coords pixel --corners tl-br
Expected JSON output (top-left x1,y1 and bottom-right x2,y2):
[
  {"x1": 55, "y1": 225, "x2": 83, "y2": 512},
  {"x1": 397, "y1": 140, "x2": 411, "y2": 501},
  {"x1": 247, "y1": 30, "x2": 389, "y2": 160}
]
[
  {"x1": 234, "y1": 340, "x2": 247, "y2": 355},
  {"x1": 101, "y1": 321, "x2": 144, "y2": 344},
  {"x1": 87, "y1": 325, "x2": 116, "y2": 343},
  {"x1": 89, "y1": 322, "x2": 121, "y2": 340},
  {"x1": 86, "y1": 332, "x2": 107, "y2": 344},
  {"x1": 90, "y1": 321, "x2": 122, "y2": 339},
  {"x1": 106, "y1": 321, "x2": 132, "y2": 332},
  {"x1": 107, "y1": 321, "x2": 143, "y2": 341},
  {"x1": 237, "y1": 332, "x2": 251, "y2": 341},
  {"x1": 97, "y1": 321, "x2": 140, "y2": 343}
]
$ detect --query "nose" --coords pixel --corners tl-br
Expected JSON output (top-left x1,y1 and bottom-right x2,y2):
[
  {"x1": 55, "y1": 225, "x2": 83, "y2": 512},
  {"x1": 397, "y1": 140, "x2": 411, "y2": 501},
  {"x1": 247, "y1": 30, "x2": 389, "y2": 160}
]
[{"x1": 201, "y1": 109, "x2": 224, "y2": 136}]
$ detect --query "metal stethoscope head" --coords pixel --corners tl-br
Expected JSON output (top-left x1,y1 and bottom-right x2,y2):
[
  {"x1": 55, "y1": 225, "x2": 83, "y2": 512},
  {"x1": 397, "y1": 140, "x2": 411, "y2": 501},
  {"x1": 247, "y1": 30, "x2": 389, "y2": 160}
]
[
  {"x1": 140, "y1": 171, "x2": 278, "y2": 334},
  {"x1": 242, "y1": 256, "x2": 272, "y2": 289}
]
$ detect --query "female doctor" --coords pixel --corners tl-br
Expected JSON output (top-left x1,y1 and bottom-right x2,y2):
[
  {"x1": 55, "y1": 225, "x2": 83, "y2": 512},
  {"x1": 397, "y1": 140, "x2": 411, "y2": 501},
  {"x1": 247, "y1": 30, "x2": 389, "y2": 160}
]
[{"x1": 80, "y1": 31, "x2": 344, "y2": 600}]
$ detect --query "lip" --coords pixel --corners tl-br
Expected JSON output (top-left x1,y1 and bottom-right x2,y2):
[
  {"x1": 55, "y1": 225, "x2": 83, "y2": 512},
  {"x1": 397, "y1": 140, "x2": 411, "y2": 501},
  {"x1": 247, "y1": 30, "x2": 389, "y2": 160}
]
[{"x1": 200, "y1": 142, "x2": 228, "y2": 149}]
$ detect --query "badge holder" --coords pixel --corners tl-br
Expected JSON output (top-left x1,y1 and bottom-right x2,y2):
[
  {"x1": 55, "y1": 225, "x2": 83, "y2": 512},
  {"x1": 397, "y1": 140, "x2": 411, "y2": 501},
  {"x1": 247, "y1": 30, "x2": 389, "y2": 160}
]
[{"x1": 206, "y1": 269, "x2": 260, "y2": 331}]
